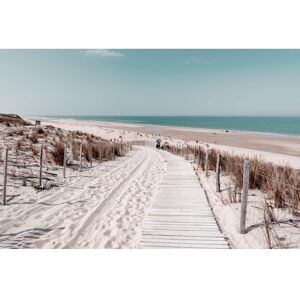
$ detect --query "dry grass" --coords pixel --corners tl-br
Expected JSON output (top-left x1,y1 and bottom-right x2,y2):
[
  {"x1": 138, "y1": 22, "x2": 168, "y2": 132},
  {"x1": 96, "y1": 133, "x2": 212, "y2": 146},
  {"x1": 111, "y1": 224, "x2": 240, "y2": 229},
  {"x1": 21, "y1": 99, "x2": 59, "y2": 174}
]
[
  {"x1": 36, "y1": 127, "x2": 44, "y2": 135},
  {"x1": 1, "y1": 122, "x2": 133, "y2": 192},
  {"x1": 51, "y1": 142, "x2": 65, "y2": 166},
  {"x1": 29, "y1": 133, "x2": 38, "y2": 144},
  {"x1": 16, "y1": 139, "x2": 22, "y2": 151},
  {"x1": 30, "y1": 143, "x2": 38, "y2": 156}
]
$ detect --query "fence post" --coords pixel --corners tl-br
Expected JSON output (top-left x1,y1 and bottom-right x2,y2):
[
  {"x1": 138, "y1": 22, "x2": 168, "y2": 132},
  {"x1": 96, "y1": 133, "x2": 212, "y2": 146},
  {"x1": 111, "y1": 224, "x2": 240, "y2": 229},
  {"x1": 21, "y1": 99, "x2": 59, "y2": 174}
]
[
  {"x1": 39, "y1": 145, "x2": 43, "y2": 188},
  {"x1": 240, "y1": 160, "x2": 250, "y2": 234},
  {"x1": 2, "y1": 148, "x2": 8, "y2": 205},
  {"x1": 79, "y1": 142, "x2": 83, "y2": 172},
  {"x1": 89, "y1": 145, "x2": 92, "y2": 168},
  {"x1": 205, "y1": 151, "x2": 209, "y2": 177},
  {"x1": 112, "y1": 144, "x2": 115, "y2": 160},
  {"x1": 63, "y1": 145, "x2": 67, "y2": 178},
  {"x1": 216, "y1": 154, "x2": 221, "y2": 192},
  {"x1": 193, "y1": 146, "x2": 196, "y2": 163}
]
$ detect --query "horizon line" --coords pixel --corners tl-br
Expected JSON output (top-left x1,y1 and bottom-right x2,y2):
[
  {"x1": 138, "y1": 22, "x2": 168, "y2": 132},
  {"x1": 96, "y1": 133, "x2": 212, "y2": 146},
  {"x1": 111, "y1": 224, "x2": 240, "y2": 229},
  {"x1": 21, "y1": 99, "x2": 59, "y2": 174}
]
[{"x1": 23, "y1": 114, "x2": 300, "y2": 118}]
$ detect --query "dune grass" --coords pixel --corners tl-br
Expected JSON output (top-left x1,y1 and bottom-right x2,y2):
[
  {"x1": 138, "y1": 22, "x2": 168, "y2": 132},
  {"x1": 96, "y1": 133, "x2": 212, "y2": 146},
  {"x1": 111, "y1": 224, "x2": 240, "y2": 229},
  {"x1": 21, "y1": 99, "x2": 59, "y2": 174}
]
[{"x1": 164, "y1": 144, "x2": 300, "y2": 214}]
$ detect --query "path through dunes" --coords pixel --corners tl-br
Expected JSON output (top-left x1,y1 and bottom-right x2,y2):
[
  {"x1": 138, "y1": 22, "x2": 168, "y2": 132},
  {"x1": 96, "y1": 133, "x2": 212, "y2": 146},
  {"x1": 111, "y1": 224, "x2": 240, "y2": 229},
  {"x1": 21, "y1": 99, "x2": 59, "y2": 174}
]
[
  {"x1": 0, "y1": 146, "x2": 166, "y2": 249},
  {"x1": 139, "y1": 151, "x2": 229, "y2": 249}
]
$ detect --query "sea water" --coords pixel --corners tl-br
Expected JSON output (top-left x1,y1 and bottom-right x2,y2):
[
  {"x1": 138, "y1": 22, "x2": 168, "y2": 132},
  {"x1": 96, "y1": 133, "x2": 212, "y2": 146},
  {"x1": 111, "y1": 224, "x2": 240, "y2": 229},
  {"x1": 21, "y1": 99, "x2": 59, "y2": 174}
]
[{"x1": 44, "y1": 116, "x2": 300, "y2": 136}]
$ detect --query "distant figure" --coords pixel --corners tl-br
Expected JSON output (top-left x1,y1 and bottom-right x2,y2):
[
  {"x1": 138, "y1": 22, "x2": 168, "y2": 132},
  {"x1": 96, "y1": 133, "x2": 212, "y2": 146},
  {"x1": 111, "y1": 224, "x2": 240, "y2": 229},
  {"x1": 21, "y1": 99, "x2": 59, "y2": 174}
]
[{"x1": 156, "y1": 139, "x2": 161, "y2": 149}]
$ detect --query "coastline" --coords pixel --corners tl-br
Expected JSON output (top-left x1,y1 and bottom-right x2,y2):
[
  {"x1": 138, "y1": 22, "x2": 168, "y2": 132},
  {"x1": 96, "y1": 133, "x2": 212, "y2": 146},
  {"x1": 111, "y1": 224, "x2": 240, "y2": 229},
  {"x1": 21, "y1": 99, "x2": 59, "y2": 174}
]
[
  {"x1": 26, "y1": 116, "x2": 300, "y2": 168},
  {"x1": 27, "y1": 115, "x2": 300, "y2": 138}
]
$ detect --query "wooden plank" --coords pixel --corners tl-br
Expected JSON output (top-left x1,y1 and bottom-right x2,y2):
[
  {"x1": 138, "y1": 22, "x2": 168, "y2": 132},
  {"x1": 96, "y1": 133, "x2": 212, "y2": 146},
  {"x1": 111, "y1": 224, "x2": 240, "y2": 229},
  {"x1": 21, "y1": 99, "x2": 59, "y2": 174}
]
[
  {"x1": 141, "y1": 237, "x2": 226, "y2": 243},
  {"x1": 141, "y1": 238, "x2": 227, "y2": 244},
  {"x1": 141, "y1": 239, "x2": 228, "y2": 246},
  {"x1": 144, "y1": 221, "x2": 218, "y2": 225},
  {"x1": 143, "y1": 225, "x2": 220, "y2": 230},
  {"x1": 140, "y1": 242, "x2": 227, "y2": 248},
  {"x1": 142, "y1": 229, "x2": 222, "y2": 236},
  {"x1": 140, "y1": 244, "x2": 228, "y2": 249}
]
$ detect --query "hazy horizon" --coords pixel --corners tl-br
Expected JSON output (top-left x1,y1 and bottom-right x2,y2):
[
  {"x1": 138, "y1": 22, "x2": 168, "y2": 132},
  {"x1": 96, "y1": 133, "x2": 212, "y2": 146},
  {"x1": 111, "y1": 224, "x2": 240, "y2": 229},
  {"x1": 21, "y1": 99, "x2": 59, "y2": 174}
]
[
  {"x1": 1, "y1": 49, "x2": 300, "y2": 116},
  {"x1": 26, "y1": 114, "x2": 300, "y2": 117}
]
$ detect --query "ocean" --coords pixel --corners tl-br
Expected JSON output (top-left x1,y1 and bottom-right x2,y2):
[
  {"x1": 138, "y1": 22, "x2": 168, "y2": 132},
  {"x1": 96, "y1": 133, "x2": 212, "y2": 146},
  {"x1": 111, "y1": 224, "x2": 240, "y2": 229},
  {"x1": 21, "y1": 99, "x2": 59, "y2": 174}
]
[{"x1": 44, "y1": 116, "x2": 300, "y2": 136}]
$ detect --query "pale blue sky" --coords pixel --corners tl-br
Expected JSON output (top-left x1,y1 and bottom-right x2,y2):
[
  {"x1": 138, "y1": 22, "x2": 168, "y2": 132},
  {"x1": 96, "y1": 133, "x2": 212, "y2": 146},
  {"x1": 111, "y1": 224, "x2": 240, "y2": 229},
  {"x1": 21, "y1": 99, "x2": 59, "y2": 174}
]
[{"x1": 0, "y1": 49, "x2": 300, "y2": 116}]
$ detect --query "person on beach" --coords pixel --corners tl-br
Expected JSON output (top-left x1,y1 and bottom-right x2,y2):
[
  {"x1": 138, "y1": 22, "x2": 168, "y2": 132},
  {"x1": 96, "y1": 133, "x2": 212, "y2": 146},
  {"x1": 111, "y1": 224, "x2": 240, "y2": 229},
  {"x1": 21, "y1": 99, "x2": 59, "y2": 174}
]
[{"x1": 156, "y1": 139, "x2": 161, "y2": 149}]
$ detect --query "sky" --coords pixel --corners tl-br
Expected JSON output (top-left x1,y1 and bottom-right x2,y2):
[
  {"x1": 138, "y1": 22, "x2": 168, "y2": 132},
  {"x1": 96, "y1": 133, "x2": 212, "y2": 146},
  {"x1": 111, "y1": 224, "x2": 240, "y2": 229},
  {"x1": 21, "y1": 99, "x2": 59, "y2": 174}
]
[{"x1": 0, "y1": 49, "x2": 300, "y2": 116}]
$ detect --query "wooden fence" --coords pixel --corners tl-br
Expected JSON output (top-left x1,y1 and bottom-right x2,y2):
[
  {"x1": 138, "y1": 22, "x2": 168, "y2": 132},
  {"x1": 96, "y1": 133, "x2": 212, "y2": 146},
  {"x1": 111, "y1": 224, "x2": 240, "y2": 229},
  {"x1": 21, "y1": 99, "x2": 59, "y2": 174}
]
[
  {"x1": 0, "y1": 140, "x2": 136, "y2": 206},
  {"x1": 163, "y1": 143, "x2": 300, "y2": 236}
]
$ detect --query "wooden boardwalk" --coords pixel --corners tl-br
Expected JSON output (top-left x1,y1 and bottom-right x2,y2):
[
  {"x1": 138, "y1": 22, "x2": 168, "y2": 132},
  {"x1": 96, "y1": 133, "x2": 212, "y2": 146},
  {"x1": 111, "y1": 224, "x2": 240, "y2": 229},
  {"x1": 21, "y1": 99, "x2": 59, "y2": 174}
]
[{"x1": 139, "y1": 150, "x2": 229, "y2": 249}]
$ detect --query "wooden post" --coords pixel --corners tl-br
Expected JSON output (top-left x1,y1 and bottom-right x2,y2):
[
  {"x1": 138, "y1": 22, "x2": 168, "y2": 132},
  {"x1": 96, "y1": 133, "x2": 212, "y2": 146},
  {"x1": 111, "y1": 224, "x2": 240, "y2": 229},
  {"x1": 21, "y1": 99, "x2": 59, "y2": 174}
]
[
  {"x1": 112, "y1": 144, "x2": 115, "y2": 160},
  {"x1": 2, "y1": 148, "x2": 8, "y2": 205},
  {"x1": 240, "y1": 160, "x2": 250, "y2": 234},
  {"x1": 198, "y1": 148, "x2": 201, "y2": 169},
  {"x1": 79, "y1": 142, "x2": 83, "y2": 172},
  {"x1": 63, "y1": 145, "x2": 67, "y2": 178},
  {"x1": 205, "y1": 151, "x2": 209, "y2": 177},
  {"x1": 39, "y1": 145, "x2": 43, "y2": 188},
  {"x1": 89, "y1": 145, "x2": 92, "y2": 168},
  {"x1": 216, "y1": 154, "x2": 221, "y2": 192},
  {"x1": 193, "y1": 146, "x2": 196, "y2": 163},
  {"x1": 99, "y1": 145, "x2": 102, "y2": 162}
]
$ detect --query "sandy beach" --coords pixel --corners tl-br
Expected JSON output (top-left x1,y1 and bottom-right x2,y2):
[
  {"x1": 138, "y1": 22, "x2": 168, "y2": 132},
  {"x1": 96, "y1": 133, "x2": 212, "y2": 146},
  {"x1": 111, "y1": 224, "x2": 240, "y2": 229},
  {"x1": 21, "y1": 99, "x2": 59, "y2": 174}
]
[
  {"x1": 1, "y1": 115, "x2": 300, "y2": 249},
  {"x1": 35, "y1": 117, "x2": 300, "y2": 168}
]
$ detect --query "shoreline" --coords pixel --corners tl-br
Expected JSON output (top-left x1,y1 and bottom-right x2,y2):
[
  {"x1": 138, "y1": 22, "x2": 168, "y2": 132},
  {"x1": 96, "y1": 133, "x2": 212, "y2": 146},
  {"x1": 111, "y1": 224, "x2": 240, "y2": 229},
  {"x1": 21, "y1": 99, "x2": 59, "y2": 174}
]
[
  {"x1": 27, "y1": 116, "x2": 300, "y2": 161},
  {"x1": 26, "y1": 115, "x2": 300, "y2": 138}
]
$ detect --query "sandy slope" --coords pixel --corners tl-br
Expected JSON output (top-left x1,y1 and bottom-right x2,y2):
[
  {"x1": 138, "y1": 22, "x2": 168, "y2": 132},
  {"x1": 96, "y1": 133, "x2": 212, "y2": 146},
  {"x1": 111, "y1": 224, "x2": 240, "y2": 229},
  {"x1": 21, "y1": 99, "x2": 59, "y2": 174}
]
[{"x1": 0, "y1": 146, "x2": 166, "y2": 249}]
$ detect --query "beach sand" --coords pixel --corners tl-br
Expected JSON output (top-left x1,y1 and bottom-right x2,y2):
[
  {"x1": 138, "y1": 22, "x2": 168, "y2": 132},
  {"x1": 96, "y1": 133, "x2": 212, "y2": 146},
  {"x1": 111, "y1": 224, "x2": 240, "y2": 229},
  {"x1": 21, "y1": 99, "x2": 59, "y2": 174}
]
[
  {"x1": 28, "y1": 117, "x2": 300, "y2": 248},
  {"x1": 34, "y1": 117, "x2": 300, "y2": 168},
  {"x1": 1, "y1": 116, "x2": 299, "y2": 249},
  {"x1": 0, "y1": 144, "x2": 166, "y2": 248}
]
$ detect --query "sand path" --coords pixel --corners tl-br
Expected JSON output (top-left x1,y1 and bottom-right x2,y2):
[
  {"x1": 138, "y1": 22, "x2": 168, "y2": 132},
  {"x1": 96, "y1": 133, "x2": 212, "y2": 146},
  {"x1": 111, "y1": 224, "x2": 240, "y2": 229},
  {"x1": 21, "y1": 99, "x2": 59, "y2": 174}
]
[
  {"x1": 139, "y1": 151, "x2": 229, "y2": 249},
  {"x1": 0, "y1": 146, "x2": 166, "y2": 249}
]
